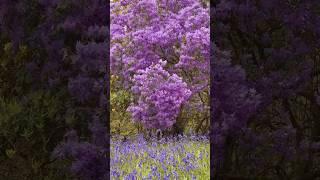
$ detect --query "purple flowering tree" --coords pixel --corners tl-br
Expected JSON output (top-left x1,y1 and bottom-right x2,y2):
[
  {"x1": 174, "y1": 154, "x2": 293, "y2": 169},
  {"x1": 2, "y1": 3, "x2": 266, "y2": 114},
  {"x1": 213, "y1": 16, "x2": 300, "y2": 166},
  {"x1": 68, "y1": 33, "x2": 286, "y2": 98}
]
[{"x1": 111, "y1": 0, "x2": 210, "y2": 134}]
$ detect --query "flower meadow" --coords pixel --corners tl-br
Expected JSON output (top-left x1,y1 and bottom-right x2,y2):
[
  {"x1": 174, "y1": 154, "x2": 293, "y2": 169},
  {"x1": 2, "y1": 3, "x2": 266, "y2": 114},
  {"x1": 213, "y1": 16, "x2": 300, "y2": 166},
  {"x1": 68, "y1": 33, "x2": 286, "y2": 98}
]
[{"x1": 111, "y1": 135, "x2": 210, "y2": 179}]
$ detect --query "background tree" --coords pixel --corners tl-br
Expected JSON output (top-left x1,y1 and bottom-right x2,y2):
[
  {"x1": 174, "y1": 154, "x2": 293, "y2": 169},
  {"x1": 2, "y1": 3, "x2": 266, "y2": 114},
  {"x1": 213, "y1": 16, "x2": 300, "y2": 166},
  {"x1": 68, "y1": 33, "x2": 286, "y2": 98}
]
[
  {"x1": 212, "y1": 0, "x2": 320, "y2": 178},
  {"x1": 0, "y1": 0, "x2": 108, "y2": 179}
]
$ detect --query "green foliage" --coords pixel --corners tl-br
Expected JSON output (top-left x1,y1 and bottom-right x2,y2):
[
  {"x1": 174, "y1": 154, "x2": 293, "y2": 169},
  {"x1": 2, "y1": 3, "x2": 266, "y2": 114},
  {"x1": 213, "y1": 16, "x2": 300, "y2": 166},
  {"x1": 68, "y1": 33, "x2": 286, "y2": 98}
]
[
  {"x1": 183, "y1": 91, "x2": 210, "y2": 134},
  {"x1": 0, "y1": 42, "x2": 71, "y2": 179},
  {"x1": 0, "y1": 91, "x2": 70, "y2": 179},
  {"x1": 0, "y1": 42, "x2": 33, "y2": 97},
  {"x1": 110, "y1": 75, "x2": 141, "y2": 136}
]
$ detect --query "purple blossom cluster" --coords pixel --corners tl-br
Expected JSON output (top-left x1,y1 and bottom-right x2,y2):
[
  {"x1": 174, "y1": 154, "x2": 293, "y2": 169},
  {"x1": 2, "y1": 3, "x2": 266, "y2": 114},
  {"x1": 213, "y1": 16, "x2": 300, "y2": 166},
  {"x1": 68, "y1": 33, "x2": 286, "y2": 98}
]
[
  {"x1": 54, "y1": 119, "x2": 108, "y2": 180},
  {"x1": 211, "y1": 42, "x2": 261, "y2": 172},
  {"x1": 127, "y1": 60, "x2": 192, "y2": 129}
]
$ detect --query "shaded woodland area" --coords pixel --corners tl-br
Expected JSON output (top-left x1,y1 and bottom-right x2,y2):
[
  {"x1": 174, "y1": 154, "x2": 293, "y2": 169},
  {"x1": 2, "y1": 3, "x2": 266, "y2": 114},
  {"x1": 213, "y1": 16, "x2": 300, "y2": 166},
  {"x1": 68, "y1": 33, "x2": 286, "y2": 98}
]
[{"x1": 212, "y1": 0, "x2": 320, "y2": 179}]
